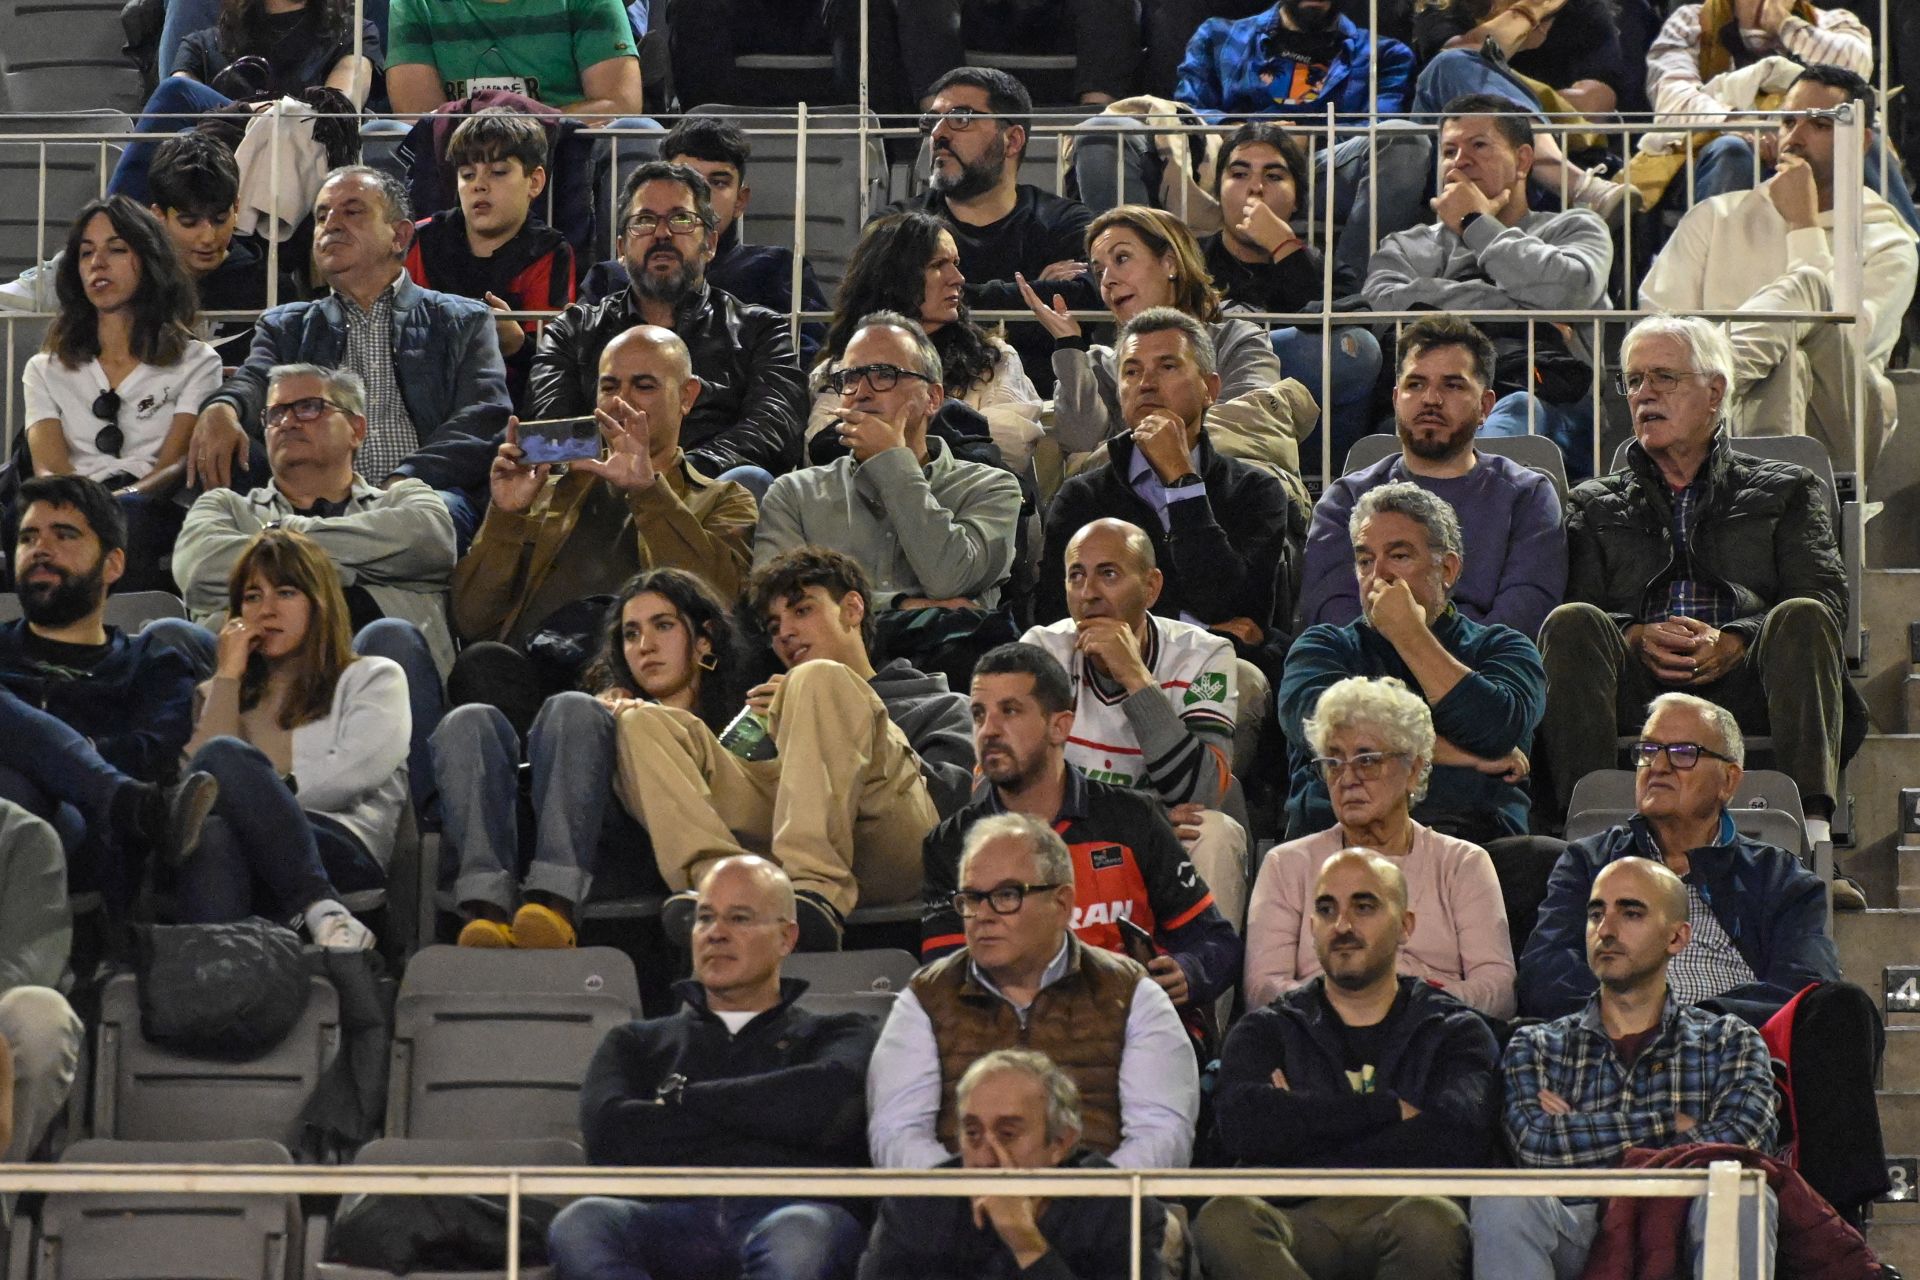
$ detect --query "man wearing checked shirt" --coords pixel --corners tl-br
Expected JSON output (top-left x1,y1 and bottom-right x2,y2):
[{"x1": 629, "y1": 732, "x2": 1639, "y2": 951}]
[{"x1": 1471, "y1": 856, "x2": 1779, "y2": 1280}]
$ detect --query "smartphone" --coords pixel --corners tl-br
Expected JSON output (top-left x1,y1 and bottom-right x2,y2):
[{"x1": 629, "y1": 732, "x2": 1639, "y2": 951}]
[
  {"x1": 517, "y1": 416, "x2": 601, "y2": 465},
  {"x1": 1115, "y1": 916, "x2": 1157, "y2": 967}
]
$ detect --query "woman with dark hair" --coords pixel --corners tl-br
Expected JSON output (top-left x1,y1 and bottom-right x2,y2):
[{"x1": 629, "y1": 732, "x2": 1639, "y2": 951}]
[
  {"x1": 809, "y1": 211, "x2": 1043, "y2": 468},
  {"x1": 22, "y1": 197, "x2": 220, "y2": 591},
  {"x1": 178, "y1": 528, "x2": 410, "y2": 950},
  {"x1": 431, "y1": 568, "x2": 743, "y2": 949}
]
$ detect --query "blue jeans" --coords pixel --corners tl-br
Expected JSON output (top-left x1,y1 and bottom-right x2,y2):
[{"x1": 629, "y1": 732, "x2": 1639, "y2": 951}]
[
  {"x1": 1470, "y1": 1189, "x2": 1777, "y2": 1280},
  {"x1": 177, "y1": 735, "x2": 383, "y2": 921},
  {"x1": 548, "y1": 1197, "x2": 864, "y2": 1280},
  {"x1": 157, "y1": 0, "x2": 221, "y2": 78},
  {"x1": 1412, "y1": 47, "x2": 1542, "y2": 119},
  {"x1": 108, "y1": 75, "x2": 234, "y2": 203},
  {"x1": 431, "y1": 692, "x2": 620, "y2": 913},
  {"x1": 715, "y1": 464, "x2": 775, "y2": 503},
  {"x1": 436, "y1": 486, "x2": 486, "y2": 557},
  {"x1": 1272, "y1": 323, "x2": 1384, "y2": 477},
  {"x1": 1687, "y1": 134, "x2": 1920, "y2": 236},
  {"x1": 1482, "y1": 390, "x2": 1598, "y2": 481},
  {"x1": 0, "y1": 686, "x2": 138, "y2": 898}
]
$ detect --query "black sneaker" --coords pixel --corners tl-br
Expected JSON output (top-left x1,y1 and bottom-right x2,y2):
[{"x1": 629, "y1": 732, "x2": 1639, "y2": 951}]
[
  {"x1": 794, "y1": 891, "x2": 844, "y2": 952},
  {"x1": 661, "y1": 889, "x2": 699, "y2": 949},
  {"x1": 138, "y1": 771, "x2": 219, "y2": 867}
]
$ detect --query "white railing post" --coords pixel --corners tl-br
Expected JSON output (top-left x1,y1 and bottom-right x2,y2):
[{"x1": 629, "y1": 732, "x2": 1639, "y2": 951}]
[
  {"x1": 792, "y1": 103, "x2": 810, "y2": 352},
  {"x1": 1322, "y1": 101, "x2": 1338, "y2": 493},
  {"x1": 1700, "y1": 1161, "x2": 1746, "y2": 1280},
  {"x1": 506, "y1": 1169, "x2": 522, "y2": 1280}
]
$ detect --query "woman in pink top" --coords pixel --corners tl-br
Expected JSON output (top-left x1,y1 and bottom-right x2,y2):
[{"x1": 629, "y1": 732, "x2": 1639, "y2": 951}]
[{"x1": 1245, "y1": 675, "x2": 1517, "y2": 1018}]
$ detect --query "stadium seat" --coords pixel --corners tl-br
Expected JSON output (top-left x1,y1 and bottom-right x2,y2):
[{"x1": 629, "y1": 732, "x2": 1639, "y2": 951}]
[
  {"x1": 0, "y1": 591, "x2": 187, "y2": 630},
  {"x1": 0, "y1": 110, "x2": 131, "y2": 279},
  {"x1": 0, "y1": 0, "x2": 144, "y2": 114},
  {"x1": 385, "y1": 946, "x2": 643, "y2": 1142},
  {"x1": 1568, "y1": 767, "x2": 1809, "y2": 837},
  {"x1": 1342, "y1": 432, "x2": 1571, "y2": 503},
  {"x1": 92, "y1": 972, "x2": 340, "y2": 1144},
  {"x1": 1564, "y1": 804, "x2": 1807, "y2": 860},
  {"x1": 783, "y1": 948, "x2": 920, "y2": 995}
]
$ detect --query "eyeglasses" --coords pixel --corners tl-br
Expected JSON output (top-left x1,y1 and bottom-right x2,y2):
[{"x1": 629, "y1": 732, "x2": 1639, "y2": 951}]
[
  {"x1": 951, "y1": 882, "x2": 1061, "y2": 918},
  {"x1": 918, "y1": 106, "x2": 996, "y2": 135},
  {"x1": 1614, "y1": 368, "x2": 1698, "y2": 396},
  {"x1": 1310, "y1": 751, "x2": 1409, "y2": 783},
  {"x1": 623, "y1": 211, "x2": 709, "y2": 237},
  {"x1": 264, "y1": 396, "x2": 351, "y2": 428},
  {"x1": 91, "y1": 389, "x2": 122, "y2": 457},
  {"x1": 692, "y1": 908, "x2": 787, "y2": 931},
  {"x1": 823, "y1": 363, "x2": 937, "y2": 395},
  {"x1": 1630, "y1": 740, "x2": 1737, "y2": 770}
]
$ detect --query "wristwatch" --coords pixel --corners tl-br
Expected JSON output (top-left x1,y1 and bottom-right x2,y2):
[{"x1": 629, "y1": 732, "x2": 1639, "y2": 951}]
[
  {"x1": 1458, "y1": 211, "x2": 1484, "y2": 236},
  {"x1": 1166, "y1": 473, "x2": 1204, "y2": 489},
  {"x1": 654, "y1": 1073, "x2": 688, "y2": 1107}
]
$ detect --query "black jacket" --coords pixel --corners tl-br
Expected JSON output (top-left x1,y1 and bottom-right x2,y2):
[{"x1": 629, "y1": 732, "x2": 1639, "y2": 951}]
[
  {"x1": 530, "y1": 280, "x2": 808, "y2": 477},
  {"x1": 858, "y1": 1148, "x2": 1166, "y2": 1280},
  {"x1": 1566, "y1": 436, "x2": 1847, "y2": 648},
  {"x1": 0, "y1": 619, "x2": 194, "y2": 784},
  {"x1": 1039, "y1": 430, "x2": 1303, "y2": 631},
  {"x1": 1214, "y1": 977, "x2": 1501, "y2": 1169},
  {"x1": 578, "y1": 977, "x2": 875, "y2": 1169}
]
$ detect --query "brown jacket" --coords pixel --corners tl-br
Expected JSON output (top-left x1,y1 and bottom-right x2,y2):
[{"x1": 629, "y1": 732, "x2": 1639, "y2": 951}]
[
  {"x1": 911, "y1": 936, "x2": 1143, "y2": 1156},
  {"x1": 452, "y1": 450, "x2": 757, "y2": 649}
]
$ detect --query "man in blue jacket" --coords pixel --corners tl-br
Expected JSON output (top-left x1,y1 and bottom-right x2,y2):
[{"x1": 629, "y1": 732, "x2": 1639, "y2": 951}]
[
  {"x1": 0, "y1": 476, "x2": 215, "y2": 912},
  {"x1": 1518, "y1": 691, "x2": 1888, "y2": 1223},
  {"x1": 1192, "y1": 849, "x2": 1499, "y2": 1280}
]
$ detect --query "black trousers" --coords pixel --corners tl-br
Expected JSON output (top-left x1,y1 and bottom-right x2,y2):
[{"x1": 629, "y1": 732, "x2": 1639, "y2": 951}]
[
  {"x1": 1781, "y1": 981, "x2": 1890, "y2": 1221},
  {"x1": 896, "y1": 0, "x2": 1142, "y2": 102}
]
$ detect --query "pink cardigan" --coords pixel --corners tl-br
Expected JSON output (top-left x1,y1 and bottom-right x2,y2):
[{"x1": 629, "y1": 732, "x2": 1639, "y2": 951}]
[{"x1": 1243, "y1": 823, "x2": 1517, "y2": 1018}]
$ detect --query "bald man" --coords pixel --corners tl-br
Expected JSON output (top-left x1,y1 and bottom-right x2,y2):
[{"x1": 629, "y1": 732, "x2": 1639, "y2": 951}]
[
  {"x1": 1020, "y1": 518, "x2": 1251, "y2": 930},
  {"x1": 446, "y1": 324, "x2": 760, "y2": 734},
  {"x1": 1195, "y1": 850, "x2": 1499, "y2": 1280},
  {"x1": 550, "y1": 856, "x2": 875, "y2": 1280},
  {"x1": 1474, "y1": 857, "x2": 1779, "y2": 1280}
]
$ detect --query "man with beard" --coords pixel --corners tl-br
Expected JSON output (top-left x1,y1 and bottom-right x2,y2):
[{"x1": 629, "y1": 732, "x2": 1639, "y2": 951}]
[
  {"x1": 1191, "y1": 850, "x2": 1499, "y2": 1280},
  {"x1": 881, "y1": 67, "x2": 1100, "y2": 397},
  {"x1": 919, "y1": 642, "x2": 1242, "y2": 1032},
  {"x1": 1298, "y1": 317, "x2": 1566, "y2": 639},
  {"x1": 533, "y1": 161, "x2": 808, "y2": 492},
  {"x1": 0, "y1": 475, "x2": 216, "y2": 910}
]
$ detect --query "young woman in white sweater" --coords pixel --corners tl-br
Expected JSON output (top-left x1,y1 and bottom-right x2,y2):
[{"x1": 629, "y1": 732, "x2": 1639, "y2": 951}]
[{"x1": 178, "y1": 528, "x2": 409, "y2": 950}]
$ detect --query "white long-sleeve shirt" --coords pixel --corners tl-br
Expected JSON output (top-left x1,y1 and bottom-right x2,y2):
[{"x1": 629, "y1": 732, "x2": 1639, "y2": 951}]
[{"x1": 1646, "y1": 3, "x2": 1872, "y2": 128}]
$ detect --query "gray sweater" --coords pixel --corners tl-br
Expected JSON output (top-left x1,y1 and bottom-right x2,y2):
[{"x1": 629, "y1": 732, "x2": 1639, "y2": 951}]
[
  {"x1": 0, "y1": 801, "x2": 69, "y2": 993},
  {"x1": 1361, "y1": 208, "x2": 1614, "y2": 318}
]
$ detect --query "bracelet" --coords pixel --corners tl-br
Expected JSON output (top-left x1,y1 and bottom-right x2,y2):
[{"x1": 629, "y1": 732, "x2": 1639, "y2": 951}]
[{"x1": 1507, "y1": 3, "x2": 1542, "y2": 27}]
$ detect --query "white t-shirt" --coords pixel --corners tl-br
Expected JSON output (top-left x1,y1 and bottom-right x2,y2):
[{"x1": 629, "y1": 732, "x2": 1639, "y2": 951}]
[{"x1": 22, "y1": 341, "x2": 222, "y2": 482}]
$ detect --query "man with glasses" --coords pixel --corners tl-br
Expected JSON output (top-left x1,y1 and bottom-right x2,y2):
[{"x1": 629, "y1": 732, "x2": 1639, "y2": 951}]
[
  {"x1": 754, "y1": 312, "x2": 1022, "y2": 611},
  {"x1": 533, "y1": 161, "x2": 808, "y2": 495},
  {"x1": 547, "y1": 855, "x2": 874, "y2": 1280},
  {"x1": 868, "y1": 811, "x2": 1198, "y2": 1171},
  {"x1": 1535, "y1": 314, "x2": 1850, "y2": 860},
  {"x1": 1517, "y1": 694, "x2": 1889, "y2": 1226}
]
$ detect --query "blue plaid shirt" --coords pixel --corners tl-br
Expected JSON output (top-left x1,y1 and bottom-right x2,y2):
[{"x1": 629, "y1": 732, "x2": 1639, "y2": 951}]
[
  {"x1": 1502, "y1": 993, "x2": 1776, "y2": 1169},
  {"x1": 1660, "y1": 478, "x2": 1738, "y2": 625}
]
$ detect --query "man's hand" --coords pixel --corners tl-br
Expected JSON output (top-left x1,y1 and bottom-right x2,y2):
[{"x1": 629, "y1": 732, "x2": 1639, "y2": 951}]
[
  {"x1": 971, "y1": 1136, "x2": 1052, "y2": 1267},
  {"x1": 1364, "y1": 577, "x2": 1431, "y2": 648},
  {"x1": 1676, "y1": 1112, "x2": 1698, "y2": 1132},
  {"x1": 1670, "y1": 616, "x2": 1746, "y2": 685},
  {"x1": 488, "y1": 419, "x2": 551, "y2": 515},
  {"x1": 1075, "y1": 616, "x2": 1154, "y2": 692},
  {"x1": 1168, "y1": 801, "x2": 1205, "y2": 843},
  {"x1": 1757, "y1": 0, "x2": 1793, "y2": 34},
  {"x1": 187, "y1": 402, "x2": 251, "y2": 491},
  {"x1": 1398, "y1": 1098, "x2": 1423, "y2": 1120},
  {"x1": 575, "y1": 396, "x2": 659, "y2": 493},
  {"x1": 744, "y1": 674, "x2": 786, "y2": 714},
  {"x1": 1431, "y1": 178, "x2": 1505, "y2": 235},
  {"x1": 829, "y1": 407, "x2": 909, "y2": 464},
  {"x1": 1470, "y1": 746, "x2": 1530, "y2": 783},
  {"x1": 1767, "y1": 154, "x2": 1820, "y2": 231},
  {"x1": 1233, "y1": 197, "x2": 1302, "y2": 260},
  {"x1": 1036, "y1": 258, "x2": 1089, "y2": 283},
  {"x1": 1146, "y1": 955, "x2": 1191, "y2": 1006},
  {"x1": 1132, "y1": 410, "x2": 1196, "y2": 484},
  {"x1": 485, "y1": 291, "x2": 526, "y2": 357},
  {"x1": 1270, "y1": 1068, "x2": 1291, "y2": 1091},
  {"x1": 1537, "y1": 1089, "x2": 1573, "y2": 1115},
  {"x1": 1211, "y1": 617, "x2": 1265, "y2": 647},
  {"x1": 1634, "y1": 617, "x2": 1745, "y2": 685},
  {"x1": 1015, "y1": 273, "x2": 1083, "y2": 340}
]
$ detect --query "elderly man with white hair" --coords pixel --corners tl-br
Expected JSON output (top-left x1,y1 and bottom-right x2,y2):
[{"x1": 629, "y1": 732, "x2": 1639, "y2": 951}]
[{"x1": 1535, "y1": 314, "x2": 1850, "y2": 850}]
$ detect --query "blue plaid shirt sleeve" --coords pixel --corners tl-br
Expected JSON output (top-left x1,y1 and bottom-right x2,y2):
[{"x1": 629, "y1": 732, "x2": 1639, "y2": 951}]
[
  {"x1": 1688, "y1": 1016, "x2": 1779, "y2": 1151},
  {"x1": 1502, "y1": 1022, "x2": 1677, "y2": 1169}
]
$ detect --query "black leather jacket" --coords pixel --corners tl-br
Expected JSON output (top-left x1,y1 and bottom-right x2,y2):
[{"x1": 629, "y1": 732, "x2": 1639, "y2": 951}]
[
  {"x1": 529, "y1": 280, "x2": 807, "y2": 476},
  {"x1": 1566, "y1": 436, "x2": 1847, "y2": 647}
]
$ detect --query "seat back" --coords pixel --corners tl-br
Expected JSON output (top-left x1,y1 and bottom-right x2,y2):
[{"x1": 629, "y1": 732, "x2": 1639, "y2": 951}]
[
  {"x1": 1565, "y1": 804, "x2": 1807, "y2": 863},
  {"x1": 387, "y1": 946, "x2": 642, "y2": 1141},
  {"x1": 350, "y1": 1136, "x2": 584, "y2": 1167},
  {"x1": 92, "y1": 972, "x2": 340, "y2": 1143},
  {"x1": 0, "y1": 110, "x2": 130, "y2": 278},
  {"x1": 1606, "y1": 433, "x2": 1839, "y2": 516},
  {"x1": 0, "y1": 592, "x2": 185, "y2": 630},
  {"x1": 1566, "y1": 769, "x2": 1637, "y2": 819},
  {"x1": 26, "y1": 1138, "x2": 296, "y2": 1280},
  {"x1": 782, "y1": 948, "x2": 920, "y2": 997},
  {"x1": 1341, "y1": 433, "x2": 1570, "y2": 502},
  {"x1": 0, "y1": 0, "x2": 145, "y2": 113}
]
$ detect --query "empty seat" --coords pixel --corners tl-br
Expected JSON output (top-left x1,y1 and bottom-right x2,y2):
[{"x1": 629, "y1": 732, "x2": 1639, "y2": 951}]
[
  {"x1": 783, "y1": 948, "x2": 920, "y2": 996},
  {"x1": 0, "y1": 0, "x2": 145, "y2": 113},
  {"x1": 0, "y1": 591, "x2": 186, "y2": 630},
  {"x1": 0, "y1": 111, "x2": 130, "y2": 279},
  {"x1": 92, "y1": 972, "x2": 340, "y2": 1143},
  {"x1": 386, "y1": 946, "x2": 642, "y2": 1142}
]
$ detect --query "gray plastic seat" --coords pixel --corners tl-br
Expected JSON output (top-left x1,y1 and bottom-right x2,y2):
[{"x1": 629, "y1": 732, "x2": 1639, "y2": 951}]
[
  {"x1": 0, "y1": 0, "x2": 144, "y2": 113},
  {"x1": 0, "y1": 110, "x2": 131, "y2": 278},
  {"x1": 8, "y1": 1138, "x2": 299, "y2": 1280},
  {"x1": 386, "y1": 946, "x2": 642, "y2": 1141},
  {"x1": 1343, "y1": 432, "x2": 1570, "y2": 503},
  {"x1": 92, "y1": 971, "x2": 339, "y2": 1143},
  {"x1": 0, "y1": 591, "x2": 185, "y2": 630},
  {"x1": 783, "y1": 948, "x2": 919, "y2": 997},
  {"x1": 1569, "y1": 767, "x2": 1807, "y2": 839},
  {"x1": 1564, "y1": 804, "x2": 1805, "y2": 859}
]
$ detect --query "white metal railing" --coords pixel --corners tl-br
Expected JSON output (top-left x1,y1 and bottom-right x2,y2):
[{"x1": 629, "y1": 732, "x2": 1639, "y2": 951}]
[{"x1": 0, "y1": 1161, "x2": 1775, "y2": 1280}]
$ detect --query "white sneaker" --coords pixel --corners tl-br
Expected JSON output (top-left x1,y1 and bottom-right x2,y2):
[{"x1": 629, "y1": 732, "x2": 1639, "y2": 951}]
[
  {"x1": 309, "y1": 905, "x2": 375, "y2": 952},
  {"x1": 0, "y1": 255, "x2": 60, "y2": 312}
]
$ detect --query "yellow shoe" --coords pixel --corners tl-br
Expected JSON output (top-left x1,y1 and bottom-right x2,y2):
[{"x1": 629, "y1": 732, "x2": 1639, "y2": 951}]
[
  {"x1": 512, "y1": 901, "x2": 577, "y2": 949},
  {"x1": 458, "y1": 917, "x2": 515, "y2": 948}
]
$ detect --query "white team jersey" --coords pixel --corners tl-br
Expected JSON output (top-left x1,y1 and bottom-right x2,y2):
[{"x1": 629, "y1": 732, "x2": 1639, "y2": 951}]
[{"x1": 1020, "y1": 616, "x2": 1237, "y2": 789}]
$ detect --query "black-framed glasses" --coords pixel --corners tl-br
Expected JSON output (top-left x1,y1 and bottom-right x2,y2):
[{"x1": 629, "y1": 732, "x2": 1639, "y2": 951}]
[
  {"x1": 1614, "y1": 368, "x2": 1698, "y2": 396},
  {"x1": 623, "y1": 210, "x2": 710, "y2": 237},
  {"x1": 91, "y1": 389, "x2": 122, "y2": 457},
  {"x1": 264, "y1": 396, "x2": 351, "y2": 428},
  {"x1": 1630, "y1": 740, "x2": 1737, "y2": 770},
  {"x1": 1310, "y1": 750, "x2": 1409, "y2": 783},
  {"x1": 951, "y1": 882, "x2": 1061, "y2": 918},
  {"x1": 823, "y1": 363, "x2": 937, "y2": 396},
  {"x1": 919, "y1": 106, "x2": 996, "y2": 135}
]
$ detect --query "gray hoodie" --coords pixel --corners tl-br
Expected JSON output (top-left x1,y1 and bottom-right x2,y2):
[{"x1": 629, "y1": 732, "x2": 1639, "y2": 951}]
[{"x1": 870, "y1": 658, "x2": 975, "y2": 818}]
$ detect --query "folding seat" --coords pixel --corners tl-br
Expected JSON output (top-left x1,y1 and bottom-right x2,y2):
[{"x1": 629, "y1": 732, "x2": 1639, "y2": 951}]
[
  {"x1": 0, "y1": 0, "x2": 145, "y2": 114},
  {"x1": 0, "y1": 111, "x2": 130, "y2": 280}
]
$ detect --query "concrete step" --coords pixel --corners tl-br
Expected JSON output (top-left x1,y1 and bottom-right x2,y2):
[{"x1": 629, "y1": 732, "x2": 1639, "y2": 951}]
[
  {"x1": 1836, "y1": 909, "x2": 1920, "y2": 996},
  {"x1": 1839, "y1": 737, "x2": 1920, "y2": 904},
  {"x1": 1879, "y1": 1091, "x2": 1920, "y2": 1157},
  {"x1": 1867, "y1": 369, "x2": 1920, "y2": 570},
  {"x1": 1856, "y1": 569, "x2": 1920, "y2": 734},
  {"x1": 1888, "y1": 1029, "x2": 1920, "y2": 1091},
  {"x1": 1867, "y1": 1219, "x2": 1920, "y2": 1277}
]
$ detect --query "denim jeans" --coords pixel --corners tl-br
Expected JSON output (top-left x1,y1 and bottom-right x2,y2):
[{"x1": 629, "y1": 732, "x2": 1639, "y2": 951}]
[
  {"x1": 1686, "y1": 134, "x2": 1920, "y2": 237},
  {"x1": 1470, "y1": 1188, "x2": 1777, "y2": 1280},
  {"x1": 108, "y1": 75, "x2": 235, "y2": 202},
  {"x1": 177, "y1": 735, "x2": 383, "y2": 921},
  {"x1": 547, "y1": 1196, "x2": 864, "y2": 1280},
  {"x1": 1412, "y1": 48, "x2": 1543, "y2": 119},
  {"x1": 431, "y1": 691, "x2": 619, "y2": 913},
  {"x1": 1272, "y1": 323, "x2": 1384, "y2": 477},
  {"x1": 1482, "y1": 391, "x2": 1597, "y2": 481},
  {"x1": 0, "y1": 684, "x2": 142, "y2": 899},
  {"x1": 157, "y1": 0, "x2": 222, "y2": 78},
  {"x1": 715, "y1": 464, "x2": 775, "y2": 504}
]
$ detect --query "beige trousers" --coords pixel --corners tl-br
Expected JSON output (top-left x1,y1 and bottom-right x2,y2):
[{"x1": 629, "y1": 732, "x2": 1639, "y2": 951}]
[
  {"x1": 612, "y1": 660, "x2": 936, "y2": 917},
  {"x1": 1187, "y1": 808, "x2": 1249, "y2": 934}
]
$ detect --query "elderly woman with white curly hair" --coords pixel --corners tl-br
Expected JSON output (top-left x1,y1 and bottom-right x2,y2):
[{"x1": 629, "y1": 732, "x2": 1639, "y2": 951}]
[{"x1": 1245, "y1": 674, "x2": 1517, "y2": 1019}]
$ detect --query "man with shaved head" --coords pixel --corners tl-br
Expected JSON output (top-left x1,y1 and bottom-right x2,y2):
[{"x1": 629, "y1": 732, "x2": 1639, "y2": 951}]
[
  {"x1": 1021, "y1": 517, "x2": 1251, "y2": 930},
  {"x1": 444, "y1": 323, "x2": 758, "y2": 733},
  {"x1": 1474, "y1": 854, "x2": 1780, "y2": 1280},
  {"x1": 550, "y1": 855, "x2": 876, "y2": 1280},
  {"x1": 1193, "y1": 849, "x2": 1500, "y2": 1280}
]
